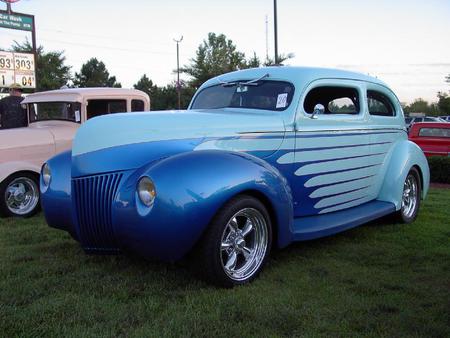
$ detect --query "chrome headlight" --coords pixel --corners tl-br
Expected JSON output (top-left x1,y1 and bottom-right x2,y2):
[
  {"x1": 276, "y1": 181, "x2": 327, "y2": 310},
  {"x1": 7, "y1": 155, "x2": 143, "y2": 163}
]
[
  {"x1": 137, "y1": 177, "x2": 156, "y2": 207},
  {"x1": 42, "y1": 163, "x2": 51, "y2": 187}
]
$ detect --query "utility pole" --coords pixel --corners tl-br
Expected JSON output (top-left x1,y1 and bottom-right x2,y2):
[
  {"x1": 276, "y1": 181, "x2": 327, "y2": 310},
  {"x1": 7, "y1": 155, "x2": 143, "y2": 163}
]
[
  {"x1": 265, "y1": 15, "x2": 269, "y2": 61},
  {"x1": 174, "y1": 36, "x2": 183, "y2": 110},
  {"x1": 273, "y1": 0, "x2": 278, "y2": 65}
]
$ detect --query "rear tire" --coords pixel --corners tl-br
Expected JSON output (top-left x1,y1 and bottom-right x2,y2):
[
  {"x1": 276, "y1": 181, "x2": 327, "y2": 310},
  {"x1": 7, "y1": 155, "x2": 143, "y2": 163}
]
[
  {"x1": 395, "y1": 167, "x2": 421, "y2": 223},
  {"x1": 0, "y1": 172, "x2": 41, "y2": 218},
  {"x1": 194, "y1": 195, "x2": 272, "y2": 288}
]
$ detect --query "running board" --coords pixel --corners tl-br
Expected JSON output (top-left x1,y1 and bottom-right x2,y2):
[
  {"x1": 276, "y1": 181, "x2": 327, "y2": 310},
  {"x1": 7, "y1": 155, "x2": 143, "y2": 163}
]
[{"x1": 292, "y1": 200, "x2": 396, "y2": 241}]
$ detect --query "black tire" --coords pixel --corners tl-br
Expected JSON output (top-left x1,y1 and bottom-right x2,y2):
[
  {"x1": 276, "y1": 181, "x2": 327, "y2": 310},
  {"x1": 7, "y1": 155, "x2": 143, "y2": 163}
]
[
  {"x1": 0, "y1": 172, "x2": 41, "y2": 218},
  {"x1": 194, "y1": 195, "x2": 272, "y2": 288},
  {"x1": 395, "y1": 167, "x2": 421, "y2": 224}
]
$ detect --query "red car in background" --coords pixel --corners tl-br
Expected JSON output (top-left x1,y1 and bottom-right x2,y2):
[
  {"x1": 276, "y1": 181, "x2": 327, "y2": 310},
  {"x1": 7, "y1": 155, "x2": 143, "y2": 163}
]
[{"x1": 408, "y1": 122, "x2": 450, "y2": 157}]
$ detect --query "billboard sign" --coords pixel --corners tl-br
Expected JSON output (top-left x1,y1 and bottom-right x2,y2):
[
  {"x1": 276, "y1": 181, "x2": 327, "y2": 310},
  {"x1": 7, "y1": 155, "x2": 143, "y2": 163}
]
[{"x1": 0, "y1": 50, "x2": 35, "y2": 88}]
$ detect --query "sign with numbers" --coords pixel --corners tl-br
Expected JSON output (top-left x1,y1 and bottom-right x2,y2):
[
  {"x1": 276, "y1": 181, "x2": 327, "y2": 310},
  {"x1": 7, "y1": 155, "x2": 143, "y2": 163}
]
[{"x1": 0, "y1": 51, "x2": 35, "y2": 88}]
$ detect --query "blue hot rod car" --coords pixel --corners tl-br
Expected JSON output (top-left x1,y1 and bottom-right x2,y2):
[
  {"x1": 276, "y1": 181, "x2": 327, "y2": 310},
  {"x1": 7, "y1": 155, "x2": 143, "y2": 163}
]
[{"x1": 41, "y1": 67, "x2": 429, "y2": 287}]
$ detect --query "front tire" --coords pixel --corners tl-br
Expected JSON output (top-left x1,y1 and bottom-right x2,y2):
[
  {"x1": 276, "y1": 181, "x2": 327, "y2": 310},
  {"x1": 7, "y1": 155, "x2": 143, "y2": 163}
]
[
  {"x1": 0, "y1": 173, "x2": 41, "y2": 218},
  {"x1": 396, "y1": 167, "x2": 421, "y2": 223},
  {"x1": 195, "y1": 195, "x2": 272, "y2": 287}
]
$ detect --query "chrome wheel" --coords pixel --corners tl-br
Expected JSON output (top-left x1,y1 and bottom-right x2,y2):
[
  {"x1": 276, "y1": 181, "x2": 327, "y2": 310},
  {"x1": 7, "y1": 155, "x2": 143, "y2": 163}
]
[
  {"x1": 220, "y1": 208, "x2": 268, "y2": 282},
  {"x1": 401, "y1": 173, "x2": 418, "y2": 219},
  {"x1": 5, "y1": 177, "x2": 39, "y2": 216}
]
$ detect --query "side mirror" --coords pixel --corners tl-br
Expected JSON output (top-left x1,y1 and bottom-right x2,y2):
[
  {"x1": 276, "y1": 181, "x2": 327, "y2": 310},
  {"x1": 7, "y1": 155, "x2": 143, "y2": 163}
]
[{"x1": 310, "y1": 103, "x2": 324, "y2": 119}]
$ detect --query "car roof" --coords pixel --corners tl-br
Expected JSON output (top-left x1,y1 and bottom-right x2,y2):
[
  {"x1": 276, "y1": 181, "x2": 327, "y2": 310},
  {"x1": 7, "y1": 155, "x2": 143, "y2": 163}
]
[
  {"x1": 22, "y1": 88, "x2": 149, "y2": 104},
  {"x1": 200, "y1": 66, "x2": 388, "y2": 90}
]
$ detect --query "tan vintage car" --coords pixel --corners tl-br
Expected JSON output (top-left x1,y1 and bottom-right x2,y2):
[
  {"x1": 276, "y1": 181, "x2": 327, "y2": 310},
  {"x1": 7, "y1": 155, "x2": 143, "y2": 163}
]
[{"x1": 0, "y1": 87, "x2": 150, "y2": 217}]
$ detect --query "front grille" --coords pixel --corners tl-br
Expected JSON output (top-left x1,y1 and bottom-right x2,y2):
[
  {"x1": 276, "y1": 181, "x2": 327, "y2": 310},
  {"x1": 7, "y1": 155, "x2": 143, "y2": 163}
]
[{"x1": 73, "y1": 172, "x2": 123, "y2": 253}]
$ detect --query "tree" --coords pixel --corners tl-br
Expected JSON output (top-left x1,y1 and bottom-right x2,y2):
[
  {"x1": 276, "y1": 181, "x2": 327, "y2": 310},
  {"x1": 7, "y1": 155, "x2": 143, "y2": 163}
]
[
  {"x1": 263, "y1": 53, "x2": 295, "y2": 66},
  {"x1": 437, "y1": 92, "x2": 450, "y2": 115},
  {"x1": 12, "y1": 41, "x2": 72, "y2": 91},
  {"x1": 446, "y1": 74, "x2": 450, "y2": 84},
  {"x1": 73, "y1": 58, "x2": 121, "y2": 88},
  {"x1": 134, "y1": 74, "x2": 157, "y2": 98},
  {"x1": 402, "y1": 98, "x2": 439, "y2": 115},
  {"x1": 247, "y1": 52, "x2": 261, "y2": 68},
  {"x1": 182, "y1": 33, "x2": 257, "y2": 89},
  {"x1": 133, "y1": 75, "x2": 195, "y2": 110}
]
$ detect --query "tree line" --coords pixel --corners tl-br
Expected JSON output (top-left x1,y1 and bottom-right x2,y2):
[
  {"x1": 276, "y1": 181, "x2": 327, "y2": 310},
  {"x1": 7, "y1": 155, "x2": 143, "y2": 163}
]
[
  {"x1": 403, "y1": 93, "x2": 450, "y2": 116},
  {"x1": 8, "y1": 33, "x2": 450, "y2": 114}
]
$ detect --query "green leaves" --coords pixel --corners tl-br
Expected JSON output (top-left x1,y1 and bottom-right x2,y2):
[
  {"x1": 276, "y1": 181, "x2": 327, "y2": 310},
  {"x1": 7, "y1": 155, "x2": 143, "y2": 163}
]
[
  {"x1": 73, "y1": 58, "x2": 121, "y2": 88},
  {"x1": 182, "y1": 33, "x2": 260, "y2": 89},
  {"x1": 133, "y1": 75, "x2": 195, "y2": 110}
]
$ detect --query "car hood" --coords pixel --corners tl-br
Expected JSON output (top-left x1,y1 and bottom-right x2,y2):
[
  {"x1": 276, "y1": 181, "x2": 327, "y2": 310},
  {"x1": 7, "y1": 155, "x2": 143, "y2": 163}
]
[
  {"x1": 0, "y1": 127, "x2": 55, "y2": 168},
  {"x1": 71, "y1": 109, "x2": 286, "y2": 177},
  {"x1": 0, "y1": 126, "x2": 54, "y2": 152}
]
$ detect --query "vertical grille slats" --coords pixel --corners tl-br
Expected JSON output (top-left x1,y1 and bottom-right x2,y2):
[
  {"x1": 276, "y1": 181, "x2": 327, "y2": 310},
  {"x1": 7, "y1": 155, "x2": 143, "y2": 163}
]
[{"x1": 72, "y1": 172, "x2": 123, "y2": 253}]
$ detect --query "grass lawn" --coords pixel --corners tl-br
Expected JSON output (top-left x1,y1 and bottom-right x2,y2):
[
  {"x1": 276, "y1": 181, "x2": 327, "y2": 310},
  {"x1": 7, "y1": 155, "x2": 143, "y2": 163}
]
[{"x1": 1, "y1": 188, "x2": 449, "y2": 337}]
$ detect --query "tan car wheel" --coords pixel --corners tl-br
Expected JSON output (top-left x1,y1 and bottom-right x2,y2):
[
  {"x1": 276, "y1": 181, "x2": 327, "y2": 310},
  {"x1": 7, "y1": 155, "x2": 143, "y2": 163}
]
[{"x1": 0, "y1": 173, "x2": 41, "y2": 218}]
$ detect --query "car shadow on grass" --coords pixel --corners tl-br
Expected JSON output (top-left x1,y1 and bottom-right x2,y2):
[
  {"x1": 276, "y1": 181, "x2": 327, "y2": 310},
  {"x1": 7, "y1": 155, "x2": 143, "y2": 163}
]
[{"x1": 29, "y1": 211, "x2": 406, "y2": 291}]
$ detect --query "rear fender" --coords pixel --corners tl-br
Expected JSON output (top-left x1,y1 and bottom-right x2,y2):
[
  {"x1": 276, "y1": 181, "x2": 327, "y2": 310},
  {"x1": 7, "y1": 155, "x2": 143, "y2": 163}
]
[{"x1": 378, "y1": 140, "x2": 430, "y2": 210}]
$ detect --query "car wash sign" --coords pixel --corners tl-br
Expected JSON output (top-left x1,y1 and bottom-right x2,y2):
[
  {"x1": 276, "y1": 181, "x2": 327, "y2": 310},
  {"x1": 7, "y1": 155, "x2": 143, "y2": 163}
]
[
  {"x1": 0, "y1": 11, "x2": 32, "y2": 31},
  {"x1": 0, "y1": 51, "x2": 35, "y2": 88}
]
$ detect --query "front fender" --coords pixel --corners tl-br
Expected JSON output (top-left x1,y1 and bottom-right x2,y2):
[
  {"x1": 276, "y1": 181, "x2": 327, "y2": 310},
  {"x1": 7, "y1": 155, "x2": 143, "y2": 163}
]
[
  {"x1": 378, "y1": 140, "x2": 430, "y2": 210},
  {"x1": 40, "y1": 150, "x2": 77, "y2": 239},
  {"x1": 113, "y1": 150, "x2": 293, "y2": 261},
  {"x1": 0, "y1": 161, "x2": 40, "y2": 183}
]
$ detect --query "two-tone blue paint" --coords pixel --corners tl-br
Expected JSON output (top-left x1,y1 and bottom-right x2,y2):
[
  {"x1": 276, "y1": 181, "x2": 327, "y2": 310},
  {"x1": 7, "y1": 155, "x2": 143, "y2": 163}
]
[{"x1": 41, "y1": 66, "x2": 430, "y2": 263}]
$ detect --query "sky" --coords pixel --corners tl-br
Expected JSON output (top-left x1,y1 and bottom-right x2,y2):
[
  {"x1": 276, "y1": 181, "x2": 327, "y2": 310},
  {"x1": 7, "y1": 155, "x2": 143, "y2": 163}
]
[{"x1": 1, "y1": 0, "x2": 450, "y2": 103}]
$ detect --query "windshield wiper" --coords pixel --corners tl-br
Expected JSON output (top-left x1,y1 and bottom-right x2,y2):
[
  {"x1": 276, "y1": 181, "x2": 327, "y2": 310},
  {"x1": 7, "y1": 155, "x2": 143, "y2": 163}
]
[{"x1": 218, "y1": 73, "x2": 270, "y2": 87}]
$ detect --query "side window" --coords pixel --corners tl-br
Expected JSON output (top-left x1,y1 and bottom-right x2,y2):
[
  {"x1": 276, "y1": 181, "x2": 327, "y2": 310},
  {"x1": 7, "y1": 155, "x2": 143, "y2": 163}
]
[
  {"x1": 87, "y1": 99, "x2": 127, "y2": 119},
  {"x1": 304, "y1": 86, "x2": 360, "y2": 115},
  {"x1": 131, "y1": 99, "x2": 145, "y2": 112},
  {"x1": 418, "y1": 128, "x2": 450, "y2": 138},
  {"x1": 367, "y1": 90, "x2": 395, "y2": 117}
]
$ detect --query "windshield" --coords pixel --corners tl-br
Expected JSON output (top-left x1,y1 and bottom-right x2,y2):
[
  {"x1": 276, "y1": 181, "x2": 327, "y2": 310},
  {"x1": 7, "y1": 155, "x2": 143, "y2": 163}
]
[
  {"x1": 191, "y1": 80, "x2": 295, "y2": 111},
  {"x1": 28, "y1": 102, "x2": 82, "y2": 123}
]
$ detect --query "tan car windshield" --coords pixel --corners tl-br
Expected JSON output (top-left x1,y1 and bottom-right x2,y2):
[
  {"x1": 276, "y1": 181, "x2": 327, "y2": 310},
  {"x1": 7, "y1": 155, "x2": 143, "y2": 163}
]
[{"x1": 28, "y1": 102, "x2": 82, "y2": 123}]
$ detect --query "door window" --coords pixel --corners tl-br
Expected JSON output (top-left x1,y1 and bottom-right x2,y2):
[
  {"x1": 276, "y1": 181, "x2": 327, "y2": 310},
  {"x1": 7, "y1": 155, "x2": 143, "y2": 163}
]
[
  {"x1": 304, "y1": 86, "x2": 360, "y2": 115},
  {"x1": 87, "y1": 99, "x2": 127, "y2": 119}
]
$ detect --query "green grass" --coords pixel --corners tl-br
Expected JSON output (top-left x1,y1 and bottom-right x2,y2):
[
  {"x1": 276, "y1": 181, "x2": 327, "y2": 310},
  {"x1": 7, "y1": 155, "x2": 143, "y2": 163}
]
[{"x1": 1, "y1": 189, "x2": 449, "y2": 338}]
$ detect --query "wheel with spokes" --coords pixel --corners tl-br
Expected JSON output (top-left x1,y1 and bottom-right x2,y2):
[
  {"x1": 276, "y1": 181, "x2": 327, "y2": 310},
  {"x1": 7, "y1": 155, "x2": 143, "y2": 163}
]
[
  {"x1": 195, "y1": 195, "x2": 272, "y2": 287},
  {"x1": 396, "y1": 167, "x2": 421, "y2": 223},
  {"x1": 0, "y1": 172, "x2": 40, "y2": 218}
]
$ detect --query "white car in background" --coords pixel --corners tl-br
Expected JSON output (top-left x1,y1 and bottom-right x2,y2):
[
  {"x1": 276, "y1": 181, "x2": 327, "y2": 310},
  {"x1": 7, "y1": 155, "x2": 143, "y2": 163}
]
[
  {"x1": 0, "y1": 88, "x2": 150, "y2": 218},
  {"x1": 405, "y1": 116, "x2": 446, "y2": 130}
]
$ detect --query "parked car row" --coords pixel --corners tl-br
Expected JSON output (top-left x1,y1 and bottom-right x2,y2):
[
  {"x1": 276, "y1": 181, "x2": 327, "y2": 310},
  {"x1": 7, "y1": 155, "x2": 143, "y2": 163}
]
[
  {"x1": 404, "y1": 116, "x2": 447, "y2": 130},
  {"x1": 0, "y1": 88, "x2": 150, "y2": 218},
  {"x1": 37, "y1": 67, "x2": 430, "y2": 287}
]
